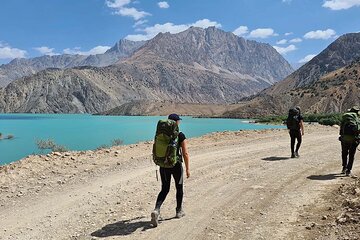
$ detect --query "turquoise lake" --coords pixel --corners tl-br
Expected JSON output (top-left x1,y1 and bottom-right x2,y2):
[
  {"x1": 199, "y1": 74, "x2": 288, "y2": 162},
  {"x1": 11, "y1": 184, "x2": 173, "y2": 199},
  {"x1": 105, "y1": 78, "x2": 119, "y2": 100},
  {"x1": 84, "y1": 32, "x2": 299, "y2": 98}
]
[{"x1": 0, "y1": 114, "x2": 285, "y2": 165}]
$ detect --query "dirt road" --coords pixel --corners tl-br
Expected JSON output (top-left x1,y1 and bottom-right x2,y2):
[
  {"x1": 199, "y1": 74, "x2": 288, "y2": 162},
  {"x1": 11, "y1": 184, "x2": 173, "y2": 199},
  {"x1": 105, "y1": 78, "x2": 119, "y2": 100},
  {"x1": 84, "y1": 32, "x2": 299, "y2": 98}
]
[{"x1": 0, "y1": 125, "x2": 355, "y2": 240}]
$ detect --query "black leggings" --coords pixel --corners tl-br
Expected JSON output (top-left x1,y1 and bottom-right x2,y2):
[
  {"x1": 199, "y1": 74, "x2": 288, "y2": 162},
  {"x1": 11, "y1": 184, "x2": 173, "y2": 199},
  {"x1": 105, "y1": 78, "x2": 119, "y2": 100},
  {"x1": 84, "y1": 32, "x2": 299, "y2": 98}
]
[
  {"x1": 289, "y1": 129, "x2": 302, "y2": 154},
  {"x1": 341, "y1": 140, "x2": 359, "y2": 171},
  {"x1": 155, "y1": 161, "x2": 184, "y2": 211}
]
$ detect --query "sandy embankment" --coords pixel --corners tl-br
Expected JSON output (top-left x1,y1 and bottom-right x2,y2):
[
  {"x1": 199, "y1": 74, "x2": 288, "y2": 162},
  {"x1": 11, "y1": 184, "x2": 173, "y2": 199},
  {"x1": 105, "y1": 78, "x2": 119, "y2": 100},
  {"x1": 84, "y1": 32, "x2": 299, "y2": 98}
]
[{"x1": 0, "y1": 124, "x2": 357, "y2": 239}]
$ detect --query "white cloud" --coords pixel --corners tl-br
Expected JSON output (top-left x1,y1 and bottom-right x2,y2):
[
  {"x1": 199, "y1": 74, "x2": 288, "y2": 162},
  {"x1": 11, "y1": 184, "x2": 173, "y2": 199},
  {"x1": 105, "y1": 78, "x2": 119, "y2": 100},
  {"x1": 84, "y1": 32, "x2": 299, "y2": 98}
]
[
  {"x1": 125, "y1": 19, "x2": 222, "y2": 41},
  {"x1": 0, "y1": 45, "x2": 27, "y2": 59},
  {"x1": 34, "y1": 46, "x2": 58, "y2": 56},
  {"x1": 289, "y1": 38, "x2": 302, "y2": 43},
  {"x1": 133, "y1": 19, "x2": 148, "y2": 27},
  {"x1": 303, "y1": 29, "x2": 336, "y2": 39},
  {"x1": 158, "y1": 1, "x2": 169, "y2": 8},
  {"x1": 106, "y1": 0, "x2": 131, "y2": 8},
  {"x1": 125, "y1": 34, "x2": 151, "y2": 41},
  {"x1": 192, "y1": 19, "x2": 221, "y2": 28},
  {"x1": 298, "y1": 54, "x2": 317, "y2": 63},
  {"x1": 117, "y1": 7, "x2": 150, "y2": 20},
  {"x1": 273, "y1": 44, "x2": 297, "y2": 55},
  {"x1": 323, "y1": 0, "x2": 360, "y2": 10},
  {"x1": 106, "y1": 0, "x2": 150, "y2": 20},
  {"x1": 285, "y1": 32, "x2": 293, "y2": 36},
  {"x1": 248, "y1": 28, "x2": 278, "y2": 38},
  {"x1": 233, "y1": 26, "x2": 249, "y2": 36},
  {"x1": 63, "y1": 46, "x2": 111, "y2": 55},
  {"x1": 276, "y1": 39, "x2": 288, "y2": 44},
  {"x1": 282, "y1": 0, "x2": 292, "y2": 3}
]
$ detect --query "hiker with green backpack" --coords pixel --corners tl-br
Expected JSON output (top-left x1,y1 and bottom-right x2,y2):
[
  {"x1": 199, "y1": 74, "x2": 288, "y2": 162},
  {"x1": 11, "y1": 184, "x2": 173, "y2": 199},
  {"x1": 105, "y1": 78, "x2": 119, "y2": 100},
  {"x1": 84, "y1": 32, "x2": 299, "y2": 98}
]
[
  {"x1": 286, "y1": 106, "x2": 304, "y2": 158},
  {"x1": 339, "y1": 106, "x2": 360, "y2": 176},
  {"x1": 151, "y1": 113, "x2": 190, "y2": 227}
]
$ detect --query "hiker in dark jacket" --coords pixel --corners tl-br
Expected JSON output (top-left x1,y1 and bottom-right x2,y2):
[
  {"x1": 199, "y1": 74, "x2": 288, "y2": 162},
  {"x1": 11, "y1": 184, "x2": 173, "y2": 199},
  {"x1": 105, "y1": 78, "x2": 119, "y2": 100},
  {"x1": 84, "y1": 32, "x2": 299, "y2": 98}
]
[
  {"x1": 286, "y1": 106, "x2": 304, "y2": 158},
  {"x1": 151, "y1": 113, "x2": 190, "y2": 227},
  {"x1": 339, "y1": 106, "x2": 360, "y2": 176}
]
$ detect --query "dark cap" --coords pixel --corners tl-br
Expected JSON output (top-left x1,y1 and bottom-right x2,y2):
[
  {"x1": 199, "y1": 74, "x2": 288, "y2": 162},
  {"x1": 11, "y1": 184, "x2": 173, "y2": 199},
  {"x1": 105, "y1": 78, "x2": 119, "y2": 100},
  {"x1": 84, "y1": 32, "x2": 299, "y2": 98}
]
[
  {"x1": 348, "y1": 106, "x2": 360, "y2": 112},
  {"x1": 168, "y1": 113, "x2": 182, "y2": 121}
]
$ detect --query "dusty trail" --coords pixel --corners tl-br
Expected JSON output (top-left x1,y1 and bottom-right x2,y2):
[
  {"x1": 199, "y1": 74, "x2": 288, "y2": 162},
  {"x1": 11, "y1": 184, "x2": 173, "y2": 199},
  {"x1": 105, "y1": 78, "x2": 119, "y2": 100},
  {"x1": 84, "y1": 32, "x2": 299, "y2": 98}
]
[{"x1": 0, "y1": 125, "x2": 355, "y2": 240}]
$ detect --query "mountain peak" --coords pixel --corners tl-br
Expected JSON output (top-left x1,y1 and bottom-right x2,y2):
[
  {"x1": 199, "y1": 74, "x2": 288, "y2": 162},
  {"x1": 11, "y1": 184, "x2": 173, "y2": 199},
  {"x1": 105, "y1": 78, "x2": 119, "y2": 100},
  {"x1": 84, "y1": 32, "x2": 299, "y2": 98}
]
[
  {"x1": 131, "y1": 26, "x2": 292, "y2": 84},
  {"x1": 281, "y1": 32, "x2": 360, "y2": 89}
]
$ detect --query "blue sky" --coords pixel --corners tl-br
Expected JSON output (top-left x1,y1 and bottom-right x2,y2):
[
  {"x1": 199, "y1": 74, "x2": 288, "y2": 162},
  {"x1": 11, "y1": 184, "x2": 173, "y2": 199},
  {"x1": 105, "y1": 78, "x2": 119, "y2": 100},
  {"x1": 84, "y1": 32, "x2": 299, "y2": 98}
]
[{"x1": 0, "y1": 0, "x2": 359, "y2": 66}]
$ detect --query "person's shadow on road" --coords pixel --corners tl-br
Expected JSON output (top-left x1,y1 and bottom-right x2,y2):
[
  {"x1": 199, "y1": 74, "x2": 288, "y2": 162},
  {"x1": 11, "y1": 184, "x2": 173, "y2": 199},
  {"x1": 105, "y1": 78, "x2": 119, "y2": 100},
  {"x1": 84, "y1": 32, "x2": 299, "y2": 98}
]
[
  {"x1": 307, "y1": 173, "x2": 344, "y2": 181},
  {"x1": 261, "y1": 156, "x2": 291, "y2": 161},
  {"x1": 91, "y1": 216, "x2": 153, "y2": 237}
]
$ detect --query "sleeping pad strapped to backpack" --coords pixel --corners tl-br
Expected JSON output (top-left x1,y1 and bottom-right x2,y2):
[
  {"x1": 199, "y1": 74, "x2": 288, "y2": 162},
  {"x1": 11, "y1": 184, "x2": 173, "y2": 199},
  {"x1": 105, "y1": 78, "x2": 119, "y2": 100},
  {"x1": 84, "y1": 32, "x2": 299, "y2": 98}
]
[{"x1": 152, "y1": 119, "x2": 179, "y2": 168}]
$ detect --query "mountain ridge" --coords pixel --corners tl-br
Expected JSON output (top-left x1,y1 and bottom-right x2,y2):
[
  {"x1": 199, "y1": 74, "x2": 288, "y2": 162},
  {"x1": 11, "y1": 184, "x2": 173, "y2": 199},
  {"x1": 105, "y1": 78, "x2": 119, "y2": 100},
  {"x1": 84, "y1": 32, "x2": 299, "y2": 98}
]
[
  {"x1": 0, "y1": 27, "x2": 294, "y2": 114},
  {"x1": 220, "y1": 32, "x2": 360, "y2": 118},
  {"x1": 0, "y1": 39, "x2": 146, "y2": 87}
]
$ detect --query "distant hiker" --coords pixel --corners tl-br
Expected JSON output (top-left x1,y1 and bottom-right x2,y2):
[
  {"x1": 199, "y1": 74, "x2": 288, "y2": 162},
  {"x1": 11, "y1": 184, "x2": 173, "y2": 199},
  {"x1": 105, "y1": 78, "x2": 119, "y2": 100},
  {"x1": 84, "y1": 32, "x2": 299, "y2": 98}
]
[
  {"x1": 151, "y1": 113, "x2": 190, "y2": 227},
  {"x1": 286, "y1": 106, "x2": 304, "y2": 158},
  {"x1": 339, "y1": 106, "x2": 360, "y2": 176}
]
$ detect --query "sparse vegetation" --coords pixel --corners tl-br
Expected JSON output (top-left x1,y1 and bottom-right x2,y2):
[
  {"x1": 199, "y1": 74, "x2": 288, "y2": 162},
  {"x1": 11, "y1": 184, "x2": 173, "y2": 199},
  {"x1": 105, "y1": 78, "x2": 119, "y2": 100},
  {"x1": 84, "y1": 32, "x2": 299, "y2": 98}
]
[
  {"x1": 111, "y1": 139, "x2": 124, "y2": 146},
  {"x1": 96, "y1": 138, "x2": 124, "y2": 150},
  {"x1": 256, "y1": 113, "x2": 342, "y2": 126},
  {"x1": 0, "y1": 133, "x2": 15, "y2": 140},
  {"x1": 96, "y1": 144, "x2": 109, "y2": 150},
  {"x1": 255, "y1": 115, "x2": 287, "y2": 124},
  {"x1": 36, "y1": 139, "x2": 69, "y2": 153}
]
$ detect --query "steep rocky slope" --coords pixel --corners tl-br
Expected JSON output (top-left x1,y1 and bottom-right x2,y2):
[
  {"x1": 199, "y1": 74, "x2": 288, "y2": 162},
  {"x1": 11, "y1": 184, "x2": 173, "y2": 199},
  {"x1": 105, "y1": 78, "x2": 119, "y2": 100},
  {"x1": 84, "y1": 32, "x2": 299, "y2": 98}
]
[
  {"x1": 222, "y1": 33, "x2": 360, "y2": 118},
  {"x1": 0, "y1": 27, "x2": 293, "y2": 113},
  {"x1": 128, "y1": 26, "x2": 292, "y2": 86},
  {"x1": 0, "y1": 39, "x2": 145, "y2": 87}
]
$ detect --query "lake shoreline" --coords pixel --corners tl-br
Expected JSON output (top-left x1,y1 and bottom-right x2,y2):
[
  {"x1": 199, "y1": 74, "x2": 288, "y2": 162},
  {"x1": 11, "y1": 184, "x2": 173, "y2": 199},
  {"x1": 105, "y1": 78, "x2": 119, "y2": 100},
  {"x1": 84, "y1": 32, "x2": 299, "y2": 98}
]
[{"x1": 0, "y1": 114, "x2": 284, "y2": 165}]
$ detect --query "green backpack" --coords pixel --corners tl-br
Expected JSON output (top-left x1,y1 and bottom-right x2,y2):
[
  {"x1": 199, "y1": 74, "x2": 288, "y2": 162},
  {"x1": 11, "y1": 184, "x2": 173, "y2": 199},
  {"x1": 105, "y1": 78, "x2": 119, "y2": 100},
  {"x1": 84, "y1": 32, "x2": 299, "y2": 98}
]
[
  {"x1": 152, "y1": 119, "x2": 179, "y2": 168},
  {"x1": 341, "y1": 112, "x2": 360, "y2": 137}
]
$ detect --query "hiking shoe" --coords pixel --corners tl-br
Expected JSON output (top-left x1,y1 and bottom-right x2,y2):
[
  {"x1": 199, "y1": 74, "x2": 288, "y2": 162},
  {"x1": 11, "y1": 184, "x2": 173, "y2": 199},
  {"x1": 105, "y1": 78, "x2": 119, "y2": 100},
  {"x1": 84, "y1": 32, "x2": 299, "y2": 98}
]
[
  {"x1": 341, "y1": 167, "x2": 347, "y2": 174},
  {"x1": 295, "y1": 151, "x2": 300, "y2": 158},
  {"x1": 291, "y1": 154, "x2": 296, "y2": 158},
  {"x1": 151, "y1": 209, "x2": 160, "y2": 227},
  {"x1": 175, "y1": 209, "x2": 185, "y2": 218},
  {"x1": 345, "y1": 170, "x2": 351, "y2": 176}
]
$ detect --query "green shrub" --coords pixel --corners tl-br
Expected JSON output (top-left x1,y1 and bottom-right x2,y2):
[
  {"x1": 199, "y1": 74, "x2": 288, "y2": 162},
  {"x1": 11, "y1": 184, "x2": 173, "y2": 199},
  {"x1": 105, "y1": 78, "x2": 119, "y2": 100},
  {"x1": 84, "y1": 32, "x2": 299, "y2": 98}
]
[
  {"x1": 36, "y1": 139, "x2": 68, "y2": 152},
  {"x1": 52, "y1": 145, "x2": 69, "y2": 152},
  {"x1": 256, "y1": 113, "x2": 342, "y2": 126},
  {"x1": 303, "y1": 113, "x2": 342, "y2": 125},
  {"x1": 318, "y1": 117, "x2": 341, "y2": 126},
  {"x1": 111, "y1": 139, "x2": 124, "y2": 146},
  {"x1": 255, "y1": 115, "x2": 287, "y2": 124}
]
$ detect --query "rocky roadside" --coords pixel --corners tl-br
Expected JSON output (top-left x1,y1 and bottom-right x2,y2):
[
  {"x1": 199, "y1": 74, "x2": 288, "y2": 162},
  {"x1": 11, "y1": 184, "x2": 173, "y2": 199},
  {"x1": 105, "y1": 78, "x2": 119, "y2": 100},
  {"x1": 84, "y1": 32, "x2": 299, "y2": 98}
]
[{"x1": 298, "y1": 170, "x2": 360, "y2": 240}]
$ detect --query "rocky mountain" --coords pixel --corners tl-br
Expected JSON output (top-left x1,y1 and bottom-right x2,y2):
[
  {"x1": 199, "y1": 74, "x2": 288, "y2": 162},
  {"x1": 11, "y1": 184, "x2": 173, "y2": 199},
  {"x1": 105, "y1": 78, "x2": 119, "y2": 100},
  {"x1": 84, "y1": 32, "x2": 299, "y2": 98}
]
[
  {"x1": 0, "y1": 27, "x2": 293, "y2": 114},
  {"x1": 0, "y1": 39, "x2": 145, "y2": 87},
  {"x1": 265, "y1": 33, "x2": 360, "y2": 95},
  {"x1": 99, "y1": 100, "x2": 237, "y2": 117},
  {"x1": 128, "y1": 26, "x2": 293, "y2": 86},
  {"x1": 221, "y1": 33, "x2": 360, "y2": 118}
]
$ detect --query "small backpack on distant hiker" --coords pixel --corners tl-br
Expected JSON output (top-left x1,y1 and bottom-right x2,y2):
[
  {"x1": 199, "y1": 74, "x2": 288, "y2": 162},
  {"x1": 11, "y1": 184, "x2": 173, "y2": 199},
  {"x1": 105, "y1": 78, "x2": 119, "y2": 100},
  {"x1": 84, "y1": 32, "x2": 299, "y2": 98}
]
[
  {"x1": 152, "y1": 119, "x2": 179, "y2": 168},
  {"x1": 286, "y1": 108, "x2": 300, "y2": 130}
]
